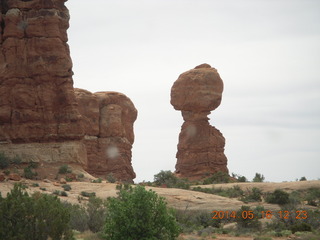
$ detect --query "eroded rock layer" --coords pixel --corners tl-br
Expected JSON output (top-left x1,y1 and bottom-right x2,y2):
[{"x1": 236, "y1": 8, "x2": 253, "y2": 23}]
[
  {"x1": 171, "y1": 64, "x2": 228, "y2": 179},
  {"x1": 75, "y1": 89, "x2": 137, "y2": 182}
]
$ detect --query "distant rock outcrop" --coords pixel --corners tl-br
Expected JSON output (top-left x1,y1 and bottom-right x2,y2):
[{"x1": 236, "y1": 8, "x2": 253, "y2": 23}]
[
  {"x1": 171, "y1": 64, "x2": 228, "y2": 179},
  {"x1": 0, "y1": 0, "x2": 137, "y2": 181},
  {"x1": 75, "y1": 89, "x2": 137, "y2": 181}
]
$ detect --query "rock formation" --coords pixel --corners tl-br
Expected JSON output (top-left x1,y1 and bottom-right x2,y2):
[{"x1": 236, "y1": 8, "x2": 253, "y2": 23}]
[
  {"x1": 75, "y1": 89, "x2": 137, "y2": 181},
  {"x1": 0, "y1": 0, "x2": 137, "y2": 181},
  {"x1": 171, "y1": 64, "x2": 228, "y2": 179}
]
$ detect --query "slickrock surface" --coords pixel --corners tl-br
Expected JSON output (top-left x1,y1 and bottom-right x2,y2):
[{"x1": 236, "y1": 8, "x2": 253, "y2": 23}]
[
  {"x1": 171, "y1": 64, "x2": 228, "y2": 179},
  {"x1": 75, "y1": 89, "x2": 137, "y2": 181}
]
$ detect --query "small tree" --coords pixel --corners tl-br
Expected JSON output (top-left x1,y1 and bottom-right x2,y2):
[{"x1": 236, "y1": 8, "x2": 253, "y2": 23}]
[
  {"x1": 104, "y1": 185, "x2": 180, "y2": 240},
  {"x1": 87, "y1": 196, "x2": 107, "y2": 233},
  {"x1": 252, "y1": 173, "x2": 265, "y2": 182},
  {"x1": 0, "y1": 184, "x2": 73, "y2": 240},
  {"x1": 236, "y1": 205, "x2": 261, "y2": 230},
  {"x1": 154, "y1": 170, "x2": 177, "y2": 187}
]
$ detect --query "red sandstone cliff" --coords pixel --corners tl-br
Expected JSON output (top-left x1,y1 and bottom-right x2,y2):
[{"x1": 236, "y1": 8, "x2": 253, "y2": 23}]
[{"x1": 0, "y1": 0, "x2": 136, "y2": 181}]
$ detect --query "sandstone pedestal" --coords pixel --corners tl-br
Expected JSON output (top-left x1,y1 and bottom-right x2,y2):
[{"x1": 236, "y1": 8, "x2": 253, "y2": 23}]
[{"x1": 171, "y1": 64, "x2": 228, "y2": 179}]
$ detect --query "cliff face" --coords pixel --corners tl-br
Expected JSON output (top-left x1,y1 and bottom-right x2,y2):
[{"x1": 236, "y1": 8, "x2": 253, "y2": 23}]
[
  {"x1": 171, "y1": 64, "x2": 228, "y2": 179},
  {"x1": 0, "y1": 0, "x2": 83, "y2": 143},
  {"x1": 0, "y1": 0, "x2": 137, "y2": 181},
  {"x1": 75, "y1": 89, "x2": 137, "y2": 181}
]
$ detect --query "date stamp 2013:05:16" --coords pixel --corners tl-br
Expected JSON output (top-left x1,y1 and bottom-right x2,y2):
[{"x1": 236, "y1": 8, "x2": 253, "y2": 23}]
[{"x1": 212, "y1": 210, "x2": 308, "y2": 220}]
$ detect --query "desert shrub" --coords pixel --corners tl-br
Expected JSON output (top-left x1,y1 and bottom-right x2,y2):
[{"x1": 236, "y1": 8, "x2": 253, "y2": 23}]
[
  {"x1": 203, "y1": 171, "x2": 230, "y2": 184},
  {"x1": 24, "y1": 166, "x2": 37, "y2": 179},
  {"x1": 266, "y1": 189, "x2": 290, "y2": 205},
  {"x1": 87, "y1": 197, "x2": 107, "y2": 233},
  {"x1": 238, "y1": 176, "x2": 247, "y2": 182},
  {"x1": 236, "y1": 205, "x2": 261, "y2": 230},
  {"x1": 78, "y1": 173, "x2": 85, "y2": 178},
  {"x1": 305, "y1": 188, "x2": 320, "y2": 206},
  {"x1": 0, "y1": 184, "x2": 73, "y2": 240},
  {"x1": 60, "y1": 191, "x2": 68, "y2": 197},
  {"x1": 104, "y1": 185, "x2": 180, "y2": 240},
  {"x1": 28, "y1": 161, "x2": 39, "y2": 169},
  {"x1": 81, "y1": 191, "x2": 96, "y2": 198},
  {"x1": 241, "y1": 187, "x2": 262, "y2": 202},
  {"x1": 58, "y1": 164, "x2": 71, "y2": 174},
  {"x1": 173, "y1": 208, "x2": 222, "y2": 234},
  {"x1": 290, "y1": 222, "x2": 312, "y2": 233},
  {"x1": 299, "y1": 176, "x2": 307, "y2": 181},
  {"x1": 63, "y1": 202, "x2": 89, "y2": 232},
  {"x1": 40, "y1": 187, "x2": 46, "y2": 191},
  {"x1": 252, "y1": 173, "x2": 265, "y2": 182},
  {"x1": 92, "y1": 178, "x2": 102, "y2": 183},
  {"x1": 226, "y1": 186, "x2": 244, "y2": 198},
  {"x1": 4, "y1": 169, "x2": 10, "y2": 175},
  {"x1": 154, "y1": 170, "x2": 190, "y2": 189},
  {"x1": 106, "y1": 173, "x2": 116, "y2": 183},
  {"x1": 32, "y1": 183, "x2": 39, "y2": 187},
  {"x1": 11, "y1": 155, "x2": 22, "y2": 165},
  {"x1": 62, "y1": 184, "x2": 72, "y2": 191},
  {"x1": 0, "y1": 152, "x2": 10, "y2": 169},
  {"x1": 154, "y1": 170, "x2": 177, "y2": 187},
  {"x1": 289, "y1": 191, "x2": 303, "y2": 205}
]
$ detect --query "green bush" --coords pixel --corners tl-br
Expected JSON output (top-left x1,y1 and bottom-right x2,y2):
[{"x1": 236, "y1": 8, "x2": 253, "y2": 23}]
[
  {"x1": 87, "y1": 197, "x2": 107, "y2": 233},
  {"x1": 203, "y1": 171, "x2": 230, "y2": 184},
  {"x1": 241, "y1": 187, "x2": 262, "y2": 202},
  {"x1": 153, "y1": 170, "x2": 190, "y2": 189},
  {"x1": 81, "y1": 191, "x2": 96, "y2": 198},
  {"x1": 11, "y1": 156, "x2": 22, "y2": 165},
  {"x1": 299, "y1": 176, "x2": 307, "y2": 181},
  {"x1": 63, "y1": 202, "x2": 88, "y2": 232},
  {"x1": 252, "y1": 173, "x2": 265, "y2": 182},
  {"x1": 92, "y1": 178, "x2": 102, "y2": 183},
  {"x1": 0, "y1": 184, "x2": 73, "y2": 240},
  {"x1": 0, "y1": 152, "x2": 10, "y2": 169},
  {"x1": 58, "y1": 164, "x2": 71, "y2": 174},
  {"x1": 305, "y1": 188, "x2": 320, "y2": 206},
  {"x1": 62, "y1": 184, "x2": 72, "y2": 191},
  {"x1": 266, "y1": 189, "x2": 290, "y2": 205},
  {"x1": 104, "y1": 185, "x2": 180, "y2": 240},
  {"x1": 106, "y1": 173, "x2": 116, "y2": 183},
  {"x1": 236, "y1": 205, "x2": 261, "y2": 230},
  {"x1": 154, "y1": 170, "x2": 177, "y2": 187},
  {"x1": 24, "y1": 166, "x2": 38, "y2": 179}
]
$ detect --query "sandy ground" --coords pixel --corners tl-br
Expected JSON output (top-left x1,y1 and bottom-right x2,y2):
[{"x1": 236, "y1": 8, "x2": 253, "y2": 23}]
[{"x1": 1, "y1": 179, "x2": 319, "y2": 210}]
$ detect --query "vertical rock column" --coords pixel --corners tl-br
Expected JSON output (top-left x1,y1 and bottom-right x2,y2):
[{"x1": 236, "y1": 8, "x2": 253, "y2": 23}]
[
  {"x1": 0, "y1": 0, "x2": 83, "y2": 143},
  {"x1": 170, "y1": 64, "x2": 228, "y2": 179},
  {"x1": 0, "y1": 0, "x2": 86, "y2": 165}
]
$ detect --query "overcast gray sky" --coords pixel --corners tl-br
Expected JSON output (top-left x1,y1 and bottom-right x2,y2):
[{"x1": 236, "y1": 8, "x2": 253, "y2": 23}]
[{"x1": 66, "y1": 0, "x2": 320, "y2": 183}]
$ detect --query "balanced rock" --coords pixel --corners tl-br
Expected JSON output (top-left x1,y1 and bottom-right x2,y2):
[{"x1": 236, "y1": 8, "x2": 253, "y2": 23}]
[
  {"x1": 171, "y1": 64, "x2": 228, "y2": 179},
  {"x1": 75, "y1": 89, "x2": 137, "y2": 182}
]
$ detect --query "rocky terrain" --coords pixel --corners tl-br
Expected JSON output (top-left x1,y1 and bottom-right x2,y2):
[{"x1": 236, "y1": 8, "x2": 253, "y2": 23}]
[
  {"x1": 0, "y1": 0, "x2": 136, "y2": 181},
  {"x1": 171, "y1": 64, "x2": 228, "y2": 179}
]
